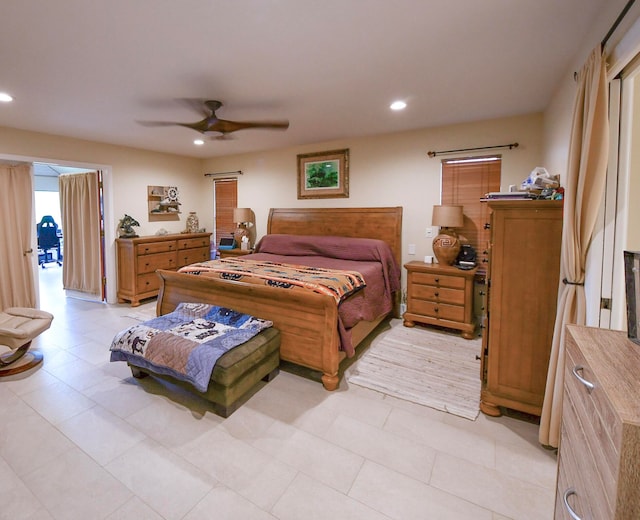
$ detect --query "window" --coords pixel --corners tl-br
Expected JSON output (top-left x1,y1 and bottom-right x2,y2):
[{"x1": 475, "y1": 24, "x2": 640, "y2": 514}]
[
  {"x1": 213, "y1": 179, "x2": 237, "y2": 246},
  {"x1": 441, "y1": 156, "x2": 501, "y2": 270}
]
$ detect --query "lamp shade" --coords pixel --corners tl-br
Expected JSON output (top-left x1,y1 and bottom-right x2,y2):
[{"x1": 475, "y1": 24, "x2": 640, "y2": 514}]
[
  {"x1": 432, "y1": 205, "x2": 464, "y2": 228},
  {"x1": 233, "y1": 207, "x2": 253, "y2": 224}
]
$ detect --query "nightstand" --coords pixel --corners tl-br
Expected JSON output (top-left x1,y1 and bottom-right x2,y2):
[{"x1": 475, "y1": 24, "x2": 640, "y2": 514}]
[
  {"x1": 219, "y1": 248, "x2": 253, "y2": 258},
  {"x1": 403, "y1": 261, "x2": 477, "y2": 339}
]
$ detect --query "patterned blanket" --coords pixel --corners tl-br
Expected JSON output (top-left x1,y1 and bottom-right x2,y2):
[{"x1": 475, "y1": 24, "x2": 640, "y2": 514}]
[
  {"x1": 178, "y1": 258, "x2": 366, "y2": 304},
  {"x1": 109, "y1": 302, "x2": 273, "y2": 392}
]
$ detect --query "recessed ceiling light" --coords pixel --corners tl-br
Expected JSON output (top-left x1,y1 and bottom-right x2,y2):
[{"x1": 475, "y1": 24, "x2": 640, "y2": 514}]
[
  {"x1": 194, "y1": 139, "x2": 204, "y2": 146},
  {"x1": 0, "y1": 92, "x2": 14, "y2": 103},
  {"x1": 390, "y1": 100, "x2": 406, "y2": 111}
]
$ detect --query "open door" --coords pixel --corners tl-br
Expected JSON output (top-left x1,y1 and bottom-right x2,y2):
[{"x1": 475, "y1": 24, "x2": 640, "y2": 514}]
[{"x1": 59, "y1": 170, "x2": 106, "y2": 301}]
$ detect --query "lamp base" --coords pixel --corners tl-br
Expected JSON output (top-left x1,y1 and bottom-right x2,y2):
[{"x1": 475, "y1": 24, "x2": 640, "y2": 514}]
[
  {"x1": 433, "y1": 232, "x2": 461, "y2": 265},
  {"x1": 234, "y1": 226, "x2": 249, "y2": 248}
]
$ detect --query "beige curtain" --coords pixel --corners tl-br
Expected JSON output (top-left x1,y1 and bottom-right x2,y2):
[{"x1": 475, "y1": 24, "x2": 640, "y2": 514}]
[
  {"x1": 0, "y1": 164, "x2": 36, "y2": 309},
  {"x1": 539, "y1": 47, "x2": 610, "y2": 448},
  {"x1": 59, "y1": 171, "x2": 102, "y2": 296}
]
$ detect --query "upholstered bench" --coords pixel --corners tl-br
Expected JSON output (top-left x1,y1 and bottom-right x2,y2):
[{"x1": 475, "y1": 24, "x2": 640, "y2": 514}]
[{"x1": 110, "y1": 303, "x2": 280, "y2": 417}]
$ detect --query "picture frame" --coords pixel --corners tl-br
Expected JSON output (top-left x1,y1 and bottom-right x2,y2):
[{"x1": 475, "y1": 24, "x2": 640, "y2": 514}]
[{"x1": 297, "y1": 148, "x2": 349, "y2": 199}]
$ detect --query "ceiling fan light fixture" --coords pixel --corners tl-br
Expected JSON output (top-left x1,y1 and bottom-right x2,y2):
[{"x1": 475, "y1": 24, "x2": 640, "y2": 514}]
[
  {"x1": 390, "y1": 100, "x2": 406, "y2": 111},
  {"x1": 193, "y1": 139, "x2": 204, "y2": 145},
  {"x1": 0, "y1": 92, "x2": 14, "y2": 103}
]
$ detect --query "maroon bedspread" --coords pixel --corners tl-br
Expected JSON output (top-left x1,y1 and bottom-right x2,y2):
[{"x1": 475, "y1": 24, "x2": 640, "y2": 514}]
[{"x1": 248, "y1": 234, "x2": 401, "y2": 356}]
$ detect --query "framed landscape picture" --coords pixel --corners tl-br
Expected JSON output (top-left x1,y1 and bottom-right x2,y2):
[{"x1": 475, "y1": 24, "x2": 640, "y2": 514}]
[{"x1": 297, "y1": 148, "x2": 349, "y2": 199}]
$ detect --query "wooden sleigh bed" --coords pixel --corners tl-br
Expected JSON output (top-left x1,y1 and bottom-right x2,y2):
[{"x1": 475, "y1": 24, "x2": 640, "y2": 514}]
[{"x1": 155, "y1": 206, "x2": 402, "y2": 390}]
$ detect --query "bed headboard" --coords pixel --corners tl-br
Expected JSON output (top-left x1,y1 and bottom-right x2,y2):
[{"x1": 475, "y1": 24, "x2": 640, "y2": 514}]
[{"x1": 267, "y1": 207, "x2": 403, "y2": 267}]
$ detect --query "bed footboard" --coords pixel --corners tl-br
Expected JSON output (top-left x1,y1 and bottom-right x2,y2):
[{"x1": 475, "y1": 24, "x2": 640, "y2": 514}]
[{"x1": 156, "y1": 269, "x2": 343, "y2": 390}]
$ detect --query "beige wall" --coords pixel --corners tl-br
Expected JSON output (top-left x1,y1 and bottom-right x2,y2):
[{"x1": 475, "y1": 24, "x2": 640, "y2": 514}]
[{"x1": 202, "y1": 113, "x2": 544, "y2": 278}]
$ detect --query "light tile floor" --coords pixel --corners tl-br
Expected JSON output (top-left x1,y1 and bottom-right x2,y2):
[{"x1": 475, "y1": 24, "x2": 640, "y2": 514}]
[{"x1": 1, "y1": 266, "x2": 558, "y2": 519}]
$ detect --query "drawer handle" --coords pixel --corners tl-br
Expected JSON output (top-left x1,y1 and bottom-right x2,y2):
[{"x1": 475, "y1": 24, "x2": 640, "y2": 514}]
[
  {"x1": 562, "y1": 488, "x2": 583, "y2": 520},
  {"x1": 572, "y1": 365, "x2": 595, "y2": 393},
  {"x1": 434, "y1": 292, "x2": 439, "y2": 297},
  {"x1": 434, "y1": 278, "x2": 439, "y2": 283}
]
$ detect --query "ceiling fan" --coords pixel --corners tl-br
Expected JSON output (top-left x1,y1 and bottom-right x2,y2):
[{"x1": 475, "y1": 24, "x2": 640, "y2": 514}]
[{"x1": 137, "y1": 100, "x2": 289, "y2": 138}]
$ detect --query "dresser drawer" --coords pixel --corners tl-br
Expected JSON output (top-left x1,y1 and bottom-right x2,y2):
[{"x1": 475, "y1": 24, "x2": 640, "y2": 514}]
[
  {"x1": 409, "y1": 299, "x2": 464, "y2": 322},
  {"x1": 565, "y1": 347, "x2": 619, "y2": 498},
  {"x1": 178, "y1": 236, "x2": 210, "y2": 250},
  {"x1": 412, "y1": 272, "x2": 465, "y2": 289},
  {"x1": 136, "y1": 241, "x2": 176, "y2": 255},
  {"x1": 136, "y1": 272, "x2": 161, "y2": 293},
  {"x1": 411, "y1": 284, "x2": 464, "y2": 305},
  {"x1": 137, "y1": 251, "x2": 177, "y2": 274},
  {"x1": 177, "y1": 247, "x2": 209, "y2": 267},
  {"x1": 559, "y1": 384, "x2": 613, "y2": 519}
]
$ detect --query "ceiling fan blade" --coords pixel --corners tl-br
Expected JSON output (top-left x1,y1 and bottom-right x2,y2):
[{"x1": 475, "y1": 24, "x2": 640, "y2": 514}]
[
  {"x1": 136, "y1": 120, "x2": 183, "y2": 127},
  {"x1": 138, "y1": 99, "x2": 289, "y2": 138},
  {"x1": 207, "y1": 119, "x2": 290, "y2": 134}
]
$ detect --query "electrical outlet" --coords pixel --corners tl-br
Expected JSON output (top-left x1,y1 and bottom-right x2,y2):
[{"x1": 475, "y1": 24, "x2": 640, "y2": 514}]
[
  {"x1": 408, "y1": 244, "x2": 416, "y2": 255},
  {"x1": 425, "y1": 227, "x2": 435, "y2": 238}
]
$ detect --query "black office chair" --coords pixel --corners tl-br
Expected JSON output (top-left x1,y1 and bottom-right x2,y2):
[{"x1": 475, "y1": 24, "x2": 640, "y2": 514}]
[{"x1": 37, "y1": 215, "x2": 62, "y2": 268}]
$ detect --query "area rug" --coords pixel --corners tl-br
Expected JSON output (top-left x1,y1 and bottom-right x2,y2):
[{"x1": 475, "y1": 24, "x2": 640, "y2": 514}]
[{"x1": 347, "y1": 322, "x2": 482, "y2": 420}]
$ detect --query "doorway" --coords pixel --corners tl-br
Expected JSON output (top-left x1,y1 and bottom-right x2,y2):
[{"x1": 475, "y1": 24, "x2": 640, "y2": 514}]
[{"x1": 34, "y1": 163, "x2": 107, "y2": 303}]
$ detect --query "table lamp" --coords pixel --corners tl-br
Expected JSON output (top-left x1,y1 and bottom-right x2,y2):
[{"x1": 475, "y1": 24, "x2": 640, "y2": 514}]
[
  {"x1": 233, "y1": 207, "x2": 254, "y2": 248},
  {"x1": 431, "y1": 205, "x2": 464, "y2": 265}
]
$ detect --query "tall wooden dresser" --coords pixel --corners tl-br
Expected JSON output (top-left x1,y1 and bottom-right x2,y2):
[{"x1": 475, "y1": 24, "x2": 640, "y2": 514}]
[
  {"x1": 480, "y1": 199, "x2": 563, "y2": 417},
  {"x1": 116, "y1": 232, "x2": 211, "y2": 306},
  {"x1": 555, "y1": 325, "x2": 640, "y2": 519}
]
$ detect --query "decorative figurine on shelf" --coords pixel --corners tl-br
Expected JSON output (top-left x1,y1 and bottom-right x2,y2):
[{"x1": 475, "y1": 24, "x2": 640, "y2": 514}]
[{"x1": 118, "y1": 214, "x2": 140, "y2": 238}]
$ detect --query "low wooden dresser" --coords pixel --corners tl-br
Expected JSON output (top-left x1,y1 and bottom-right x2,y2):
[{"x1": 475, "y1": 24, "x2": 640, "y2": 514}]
[
  {"x1": 403, "y1": 261, "x2": 477, "y2": 339},
  {"x1": 555, "y1": 325, "x2": 640, "y2": 519},
  {"x1": 116, "y1": 232, "x2": 211, "y2": 306}
]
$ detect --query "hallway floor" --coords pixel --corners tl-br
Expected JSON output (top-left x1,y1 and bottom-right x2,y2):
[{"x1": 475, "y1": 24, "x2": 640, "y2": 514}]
[{"x1": 1, "y1": 265, "x2": 558, "y2": 519}]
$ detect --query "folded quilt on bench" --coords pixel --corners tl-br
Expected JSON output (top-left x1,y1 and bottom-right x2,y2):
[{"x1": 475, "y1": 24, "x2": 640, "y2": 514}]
[{"x1": 110, "y1": 302, "x2": 273, "y2": 392}]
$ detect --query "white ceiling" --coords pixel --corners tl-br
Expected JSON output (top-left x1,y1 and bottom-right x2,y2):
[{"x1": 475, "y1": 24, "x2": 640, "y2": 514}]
[{"x1": 0, "y1": 0, "x2": 616, "y2": 159}]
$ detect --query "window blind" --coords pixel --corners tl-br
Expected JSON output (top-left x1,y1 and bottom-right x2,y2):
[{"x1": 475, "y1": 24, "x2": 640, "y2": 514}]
[
  {"x1": 213, "y1": 179, "x2": 237, "y2": 244},
  {"x1": 441, "y1": 157, "x2": 501, "y2": 270}
]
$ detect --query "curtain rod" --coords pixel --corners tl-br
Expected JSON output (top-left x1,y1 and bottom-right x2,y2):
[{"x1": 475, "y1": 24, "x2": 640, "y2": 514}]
[
  {"x1": 204, "y1": 170, "x2": 243, "y2": 177},
  {"x1": 427, "y1": 142, "x2": 518, "y2": 158},
  {"x1": 602, "y1": 0, "x2": 636, "y2": 48},
  {"x1": 573, "y1": 0, "x2": 636, "y2": 81}
]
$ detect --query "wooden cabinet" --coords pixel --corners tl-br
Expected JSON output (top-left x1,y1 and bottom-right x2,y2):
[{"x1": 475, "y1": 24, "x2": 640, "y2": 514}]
[
  {"x1": 403, "y1": 262, "x2": 477, "y2": 339},
  {"x1": 555, "y1": 325, "x2": 640, "y2": 519},
  {"x1": 480, "y1": 199, "x2": 563, "y2": 417},
  {"x1": 117, "y1": 232, "x2": 211, "y2": 306}
]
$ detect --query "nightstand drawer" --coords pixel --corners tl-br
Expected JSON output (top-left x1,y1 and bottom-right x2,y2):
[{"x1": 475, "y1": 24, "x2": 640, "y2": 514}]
[
  {"x1": 409, "y1": 299, "x2": 464, "y2": 322},
  {"x1": 412, "y1": 284, "x2": 464, "y2": 305},
  {"x1": 412, "y1": 272, "x2": 465, "y2": 289}
]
